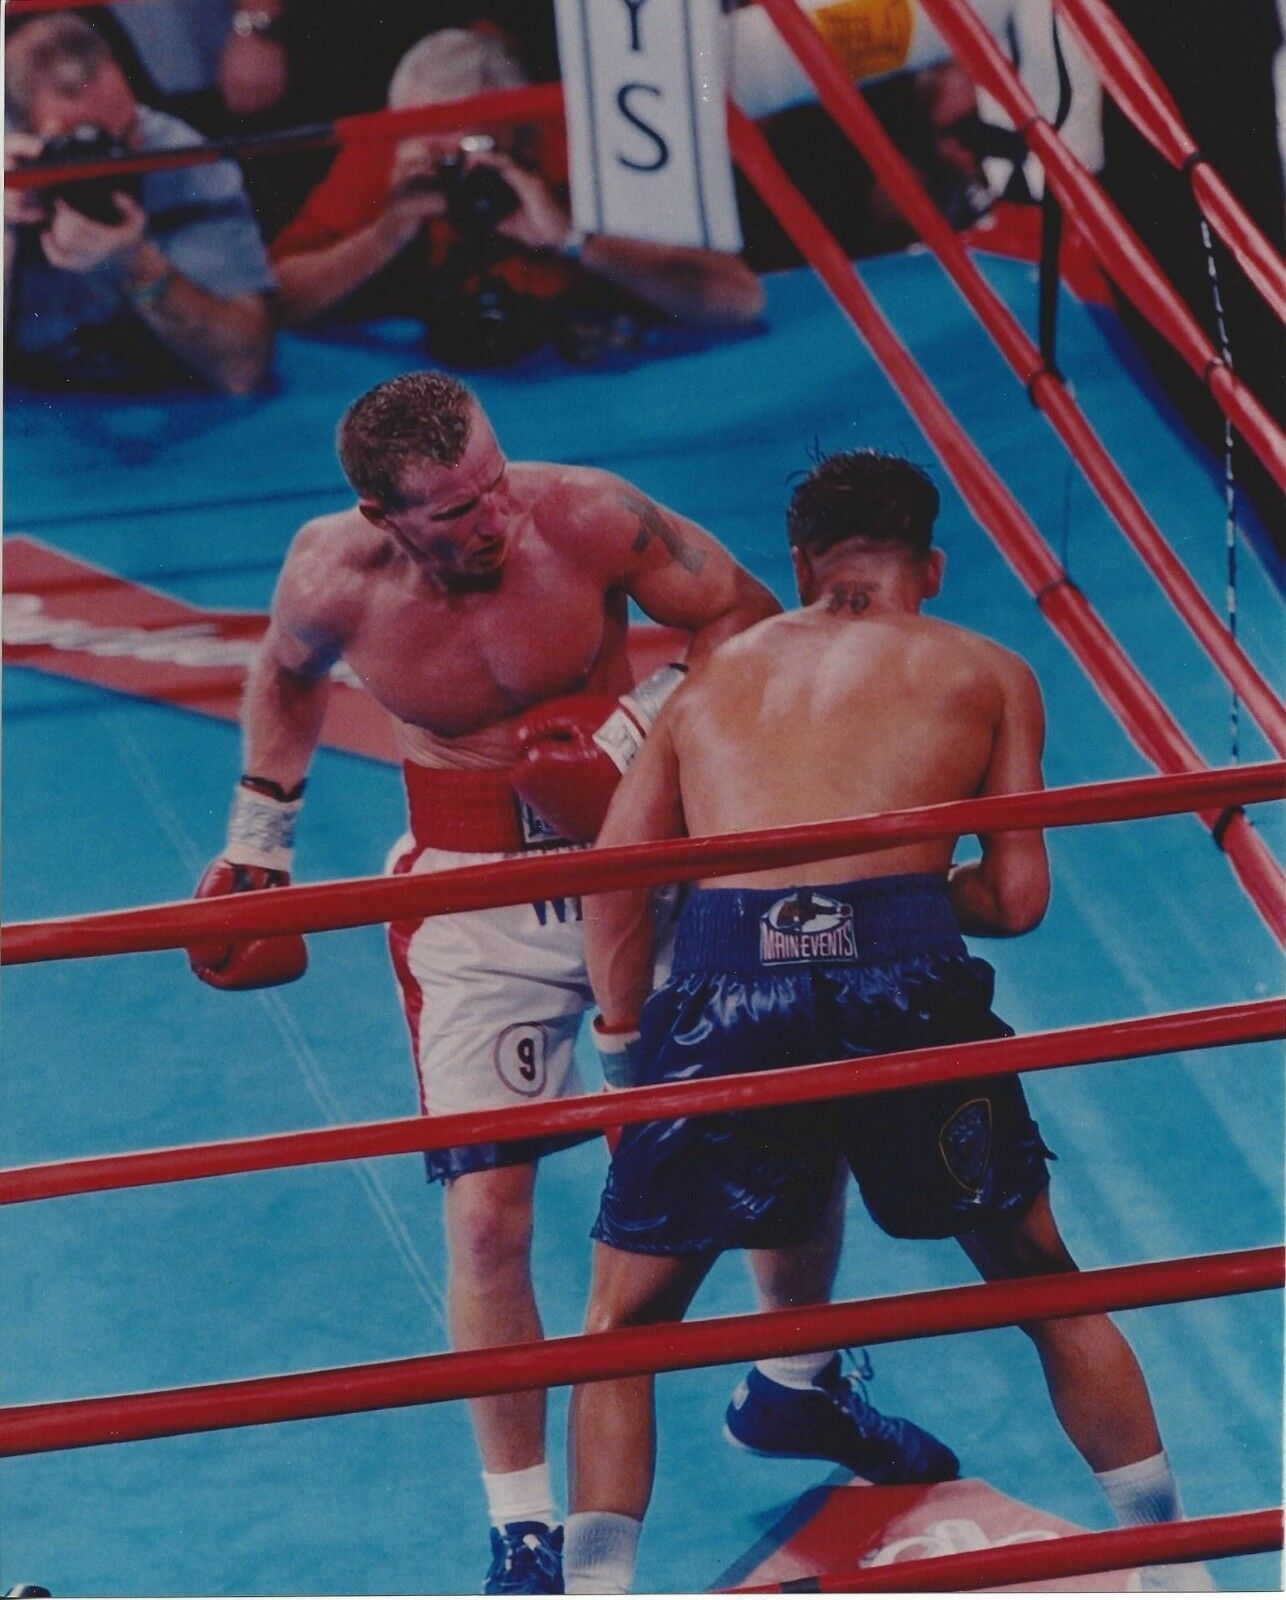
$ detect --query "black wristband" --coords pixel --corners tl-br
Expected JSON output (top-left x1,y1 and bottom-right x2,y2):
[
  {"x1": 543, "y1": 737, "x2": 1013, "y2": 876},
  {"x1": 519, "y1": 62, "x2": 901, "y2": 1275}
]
[{"x1": 240, "y1": 774, "x2": 306, "y2": 803}]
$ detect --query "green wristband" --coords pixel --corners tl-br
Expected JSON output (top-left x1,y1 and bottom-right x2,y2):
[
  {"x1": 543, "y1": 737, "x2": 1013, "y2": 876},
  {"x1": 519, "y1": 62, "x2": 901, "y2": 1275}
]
[{"x1": 127, "y1": 264, "x2": 174, "y2": 308}]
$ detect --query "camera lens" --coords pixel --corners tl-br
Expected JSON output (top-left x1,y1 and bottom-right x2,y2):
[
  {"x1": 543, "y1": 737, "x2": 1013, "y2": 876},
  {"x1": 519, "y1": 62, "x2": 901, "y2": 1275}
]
[
  {"x1": 37, "y1": 124, "x2": 141, "y2": 224},
  {"x1": 444, "y1": 165, "x2": 519, "y2": 237}
]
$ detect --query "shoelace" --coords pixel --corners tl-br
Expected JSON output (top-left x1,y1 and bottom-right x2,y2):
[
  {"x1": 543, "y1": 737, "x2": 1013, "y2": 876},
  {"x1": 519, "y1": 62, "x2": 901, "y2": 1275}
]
[
  {"x1": 508, "y1": 1533, "x2": 556, "y2": 1576},
  {"x1": 504, "y1": 1537, "x2": 536, "y2": 1573},
  {"x1": 839, "y1": 1346, "x2": 877, "y2": 1416}
]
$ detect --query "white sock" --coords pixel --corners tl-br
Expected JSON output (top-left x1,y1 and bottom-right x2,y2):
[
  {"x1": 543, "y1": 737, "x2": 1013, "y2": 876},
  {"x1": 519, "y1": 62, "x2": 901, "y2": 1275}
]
[
  {"x1": 482, "y1": 1462, "x2": 557, "y2": 1530},
  {"x1": 564, "y1": 1511, "x2": 642, "y2": 1595},
  {"x1": 1095, "y1": 1450, "x2": 1185, "y2": 1526},
  {"x1": 755, "y1": 1350, "x2": 834, "y2": 1390}
]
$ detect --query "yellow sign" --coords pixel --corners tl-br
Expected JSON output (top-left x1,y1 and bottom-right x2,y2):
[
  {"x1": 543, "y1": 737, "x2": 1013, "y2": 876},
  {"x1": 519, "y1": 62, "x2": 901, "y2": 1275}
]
[{"x1": 809, "y1": 0, "x2": 915, "y2": 82}]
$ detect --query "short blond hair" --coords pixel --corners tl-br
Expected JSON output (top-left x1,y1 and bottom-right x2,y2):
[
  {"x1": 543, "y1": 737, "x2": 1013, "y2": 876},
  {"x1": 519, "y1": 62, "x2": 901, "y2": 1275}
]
[
  {"x1": 336, "y1": 372, "x2": 477, "y2": 503},
  {"x1": 387, "y1": 27, "x2": 528, "y2": 110}
]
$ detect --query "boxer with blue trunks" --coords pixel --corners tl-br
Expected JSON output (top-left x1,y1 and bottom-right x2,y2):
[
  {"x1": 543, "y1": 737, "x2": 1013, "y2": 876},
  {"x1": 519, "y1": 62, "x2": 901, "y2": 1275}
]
[
  {"x1": 595, "y1": 873, "x2": 1051, "y2": 1258},
  {"x1": 565, "y1": 450, "x2": 1197, "y2": 1596}
]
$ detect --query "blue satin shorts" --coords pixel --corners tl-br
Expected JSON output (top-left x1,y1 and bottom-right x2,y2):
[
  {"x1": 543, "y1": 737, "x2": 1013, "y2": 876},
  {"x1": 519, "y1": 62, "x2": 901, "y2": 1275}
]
[{"x1": 593, "y1": 875, "x2": 1052, "y2": 1257}]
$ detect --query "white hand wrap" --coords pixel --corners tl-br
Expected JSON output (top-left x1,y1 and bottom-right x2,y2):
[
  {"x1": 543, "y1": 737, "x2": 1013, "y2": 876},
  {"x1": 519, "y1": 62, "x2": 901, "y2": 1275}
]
[
  {"x1": 593, "y1": 1019, "x2": 642, "y2": 1091},
  {"x1": 225, "y1": 784, "x2": 303, "y2": 873},
  {"x1": 591, "y1": 664, "x2": 687, "y2": 776}
]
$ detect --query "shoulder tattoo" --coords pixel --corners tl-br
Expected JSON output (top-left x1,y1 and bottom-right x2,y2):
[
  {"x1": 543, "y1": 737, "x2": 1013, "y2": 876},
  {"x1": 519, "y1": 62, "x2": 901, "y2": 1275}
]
[{"x1": 622, "y1": 491, "x2": 707, "y2": 575}]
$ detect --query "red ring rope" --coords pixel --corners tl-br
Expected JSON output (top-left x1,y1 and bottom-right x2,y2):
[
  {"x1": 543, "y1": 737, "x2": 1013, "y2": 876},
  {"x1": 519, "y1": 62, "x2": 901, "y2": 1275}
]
[
  {"x1": 757, "y1": 0, "x2": 1286, "y2": 758},
  {"x1": 3, "y1": 998, "x2": 1277, "y2": 1206},
  {"x1": 1056, "y1": 0, "x2": 1286, "y2": 322},
  {"x1": 3, "y1": 84, "x2": 565, "y2": 192},
  {"x1": 727, "y1": 110, "x2": 1286, "y2": 941},
  {"x1": 10, "y1": 0, "x2": 1281, "y2": 454},
  {"x1": 3, "y1": 765, "x2": 1281, "y2": 965},
  {"x1": 7, "y1": 0, "x2": 124, "y2": 10},
  {"x1": 917, "y1": 0, "x2": 1286, "y2": 496},
  {"x1": 1, "y1": 1247, "x2": 1278, "y2": 1456},
  {"x1": 7, "y1": 21, "x2": 1282, "y2": 1587},
  {"x1": 724, "y1": 1508, "x2": 1284, "y2": 1592}
]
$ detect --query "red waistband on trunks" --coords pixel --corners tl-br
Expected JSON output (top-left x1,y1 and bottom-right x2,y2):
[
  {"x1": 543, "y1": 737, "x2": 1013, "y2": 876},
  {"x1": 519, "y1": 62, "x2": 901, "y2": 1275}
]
[{"x1": 402, "y1": 761, "x2": 526, "y2": 853}]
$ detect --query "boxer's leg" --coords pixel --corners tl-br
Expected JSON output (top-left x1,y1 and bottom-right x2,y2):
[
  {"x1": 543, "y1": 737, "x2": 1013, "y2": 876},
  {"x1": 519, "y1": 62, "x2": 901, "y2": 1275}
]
[
  {"x1": 960, "y1": 1188, "x2": 1162, "y2": 1472},
  {"x1": 741, "y1": 1157, "x2": 846, "y2": 1390},
  {"x1": 959, "y1": 1191, "x2": 1211, "y2": 1589},
  {"x1": 747, "y1": 1153, "x2": 846, "y2": 1314},
  {"x1": 444, "y1": 1161, "x2": 545, "y2": 1474},
  {"x1": 565, "y1": 1242, "x2": 712, "y2": 1594}
]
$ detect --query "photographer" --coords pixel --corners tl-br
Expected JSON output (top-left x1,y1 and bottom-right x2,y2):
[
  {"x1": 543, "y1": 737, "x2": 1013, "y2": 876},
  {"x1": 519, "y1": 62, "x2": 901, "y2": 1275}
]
[
  {"x1": 5, "y1": 15, "x2": 274, "y2": 395},
  {"x1": 270, "y1": 28, "x2": 763, "y2": 364}
]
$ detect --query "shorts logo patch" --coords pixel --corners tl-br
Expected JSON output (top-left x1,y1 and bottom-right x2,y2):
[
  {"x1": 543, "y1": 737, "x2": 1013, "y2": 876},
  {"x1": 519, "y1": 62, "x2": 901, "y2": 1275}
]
[
  {"x1": 494, "y1": 1023, "x2": 549, "y2": 1097},
  {"x1": 759, "y1": 891, "x2": 858, "y2": 965},
  {"x1": 518, "y1": 799, "x2": 570, "y2": 849},
  {"x1": 939, "y1": 1097, "x2": 993, "y2": 1193}
]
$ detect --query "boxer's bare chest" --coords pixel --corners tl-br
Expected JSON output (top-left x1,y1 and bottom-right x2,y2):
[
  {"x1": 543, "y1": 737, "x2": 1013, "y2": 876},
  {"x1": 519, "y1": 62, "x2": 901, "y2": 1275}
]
[{"x1": 338, "y1": 547, "x2": 626, "y2": 740}]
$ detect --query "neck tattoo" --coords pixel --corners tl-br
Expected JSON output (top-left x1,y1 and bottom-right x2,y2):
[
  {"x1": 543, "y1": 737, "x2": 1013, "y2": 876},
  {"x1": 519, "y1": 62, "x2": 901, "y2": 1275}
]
[{"x1": 826, "y1": 582, "x2": 874, "y2": 615}]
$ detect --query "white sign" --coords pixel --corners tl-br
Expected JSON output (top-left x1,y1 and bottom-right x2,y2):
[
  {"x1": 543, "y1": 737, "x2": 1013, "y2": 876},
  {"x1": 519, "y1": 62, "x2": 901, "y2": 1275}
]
[{"x1": 554, "y1": 0, "x2": 743, "y2": 251}]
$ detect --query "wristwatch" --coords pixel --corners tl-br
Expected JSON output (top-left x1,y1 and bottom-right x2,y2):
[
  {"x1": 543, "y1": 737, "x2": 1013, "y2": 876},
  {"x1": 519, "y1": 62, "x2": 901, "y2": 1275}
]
[
  {"x1": 558, "y1": 227, "x2": 589, "y2": 263},
  {"x1": 230, "y1": 8, "x2": 284, "y2": 41}
]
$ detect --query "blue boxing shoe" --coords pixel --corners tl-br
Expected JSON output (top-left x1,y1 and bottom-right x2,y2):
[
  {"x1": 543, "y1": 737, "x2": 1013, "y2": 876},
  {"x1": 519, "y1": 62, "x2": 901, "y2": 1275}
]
[
  {"x1": 483, "y1": 1521, "x2": 564, "y2": 1595},
  {"x1": 724, "y1": 1353, "x2": 959, "y2": 1484}
]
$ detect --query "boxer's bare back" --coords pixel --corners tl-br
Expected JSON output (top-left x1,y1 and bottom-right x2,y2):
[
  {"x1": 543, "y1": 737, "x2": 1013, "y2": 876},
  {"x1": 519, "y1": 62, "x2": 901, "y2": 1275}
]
[
  {"x1": 671, "y1": 609, "x2": 1043, "y2": 882},
  {"x1": 603, "y1": 537, "x2": 1047, "y2": 894}
]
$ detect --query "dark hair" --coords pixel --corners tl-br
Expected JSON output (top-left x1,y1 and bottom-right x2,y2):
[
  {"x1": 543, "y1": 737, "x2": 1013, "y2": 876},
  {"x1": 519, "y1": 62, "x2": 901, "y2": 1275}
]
[
  {"x1": 6, "y1": 14, "x2": 112, "y2": 125},
  {"x1": 336, "y1": 371, "x2": 475, "y2": 503},
  {"x1": 786, "y1": 450, "x2": 939, "y2": 558}
]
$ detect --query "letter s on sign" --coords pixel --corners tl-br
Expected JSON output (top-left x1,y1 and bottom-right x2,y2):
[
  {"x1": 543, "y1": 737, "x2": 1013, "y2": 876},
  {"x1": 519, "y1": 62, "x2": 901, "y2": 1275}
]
[{"x1": 616, "y1": 82, "x2": 669, "y2": 172}]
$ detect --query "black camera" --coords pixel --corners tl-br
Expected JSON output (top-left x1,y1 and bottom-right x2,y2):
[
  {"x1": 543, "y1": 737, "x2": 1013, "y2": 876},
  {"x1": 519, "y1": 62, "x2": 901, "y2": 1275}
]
[
  {"x1": 33, "y1": 124, "x2": 141, "y2": 225},
  {"x1": 435, "y1": 146, "x2": 519, "y2": 239},
  {"x1": 424, "y1": 266, "x2": 548, "y2": 369}
]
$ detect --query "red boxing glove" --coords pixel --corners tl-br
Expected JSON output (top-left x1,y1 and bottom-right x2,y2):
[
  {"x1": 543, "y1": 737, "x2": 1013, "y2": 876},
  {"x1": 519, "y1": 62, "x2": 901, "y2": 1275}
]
[
  {"x1": 513, "y1": 666, "x2": 688, "y2": 843},
  {"x1": 188, "y1": 776, "x2": 308, "y2": 990},
  {"x1": 187, "y1": 859, "x2": 308, "y2": 990},
  {"x1": 512, "y1": 694, "x2": 621, "y2": 843}
]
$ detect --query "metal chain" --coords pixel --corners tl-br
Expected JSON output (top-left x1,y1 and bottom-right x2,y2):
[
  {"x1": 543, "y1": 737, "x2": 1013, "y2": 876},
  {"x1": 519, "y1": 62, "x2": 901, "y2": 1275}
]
[{"x1": 1199, "y1": 214, "x2": 1240, "y2": 761}]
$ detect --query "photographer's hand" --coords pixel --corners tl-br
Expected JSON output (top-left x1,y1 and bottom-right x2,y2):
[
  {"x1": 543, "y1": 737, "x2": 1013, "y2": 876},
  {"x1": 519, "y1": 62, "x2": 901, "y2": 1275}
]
[
  {"x1": 379, "y1": 142, "x2": 449, "y2": 251},
  {"x1": 40, "y1": 192, "x2": 269, "y2": 393},
  {"x1": 470, "y1": 147, "x2": 766, "y2": 328},
  {"x1": 41, "y1": 192, "x2": 147, "y2": 274},
  {"x1": 469, "y1": 149, "x2": 571, "y2": 253},
  {"x1": 5, "y1": 133, "x2": 48, "y2": 230},
  {"x1": 5, "y1": 132, "x2": 47, "y2": 312},
  {"x1": 274, "y1": 144, "x2": 446, "y2": 328}
]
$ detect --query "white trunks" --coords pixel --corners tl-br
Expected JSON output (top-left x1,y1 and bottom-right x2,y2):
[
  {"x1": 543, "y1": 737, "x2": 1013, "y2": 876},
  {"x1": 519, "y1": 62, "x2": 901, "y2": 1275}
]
[{"x1": 386, "y1": 761, "x2": 671, "y2": 1182}]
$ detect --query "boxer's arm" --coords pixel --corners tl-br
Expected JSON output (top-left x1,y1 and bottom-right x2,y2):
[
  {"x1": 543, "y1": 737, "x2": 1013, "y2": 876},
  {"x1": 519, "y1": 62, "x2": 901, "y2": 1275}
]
[
  {"x1": 584, "y1": 708, "x2": 687, "y2": 1030},
  {"x1": 948, "y1": 657, "x2": 1050, "y2": 936},
  {"x1": 241, "y1": 532, "x2": 345, "y2": 788},
  {"x1": 585, "y1": 475, "x2": 781, "y2": 667},
  {"x1": 188, "y1": 555, "x2": 342, "y2": 988},
  {"x1": 242, "y1": 618, "x2": 334, "y2": 790},
  {"x1": 516, "y1": 481, "x2": 774, "y2": 841}
]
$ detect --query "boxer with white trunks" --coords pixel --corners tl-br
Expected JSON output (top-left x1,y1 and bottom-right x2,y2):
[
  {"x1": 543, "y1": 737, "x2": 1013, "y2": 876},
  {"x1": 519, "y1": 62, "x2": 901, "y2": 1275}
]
[
  {"x1": 384, "y1": 762, "x2": 674, "y2": 1182},
  {"x1": 185, "y1": 374, "x2": 954, "y2": 1594}
]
